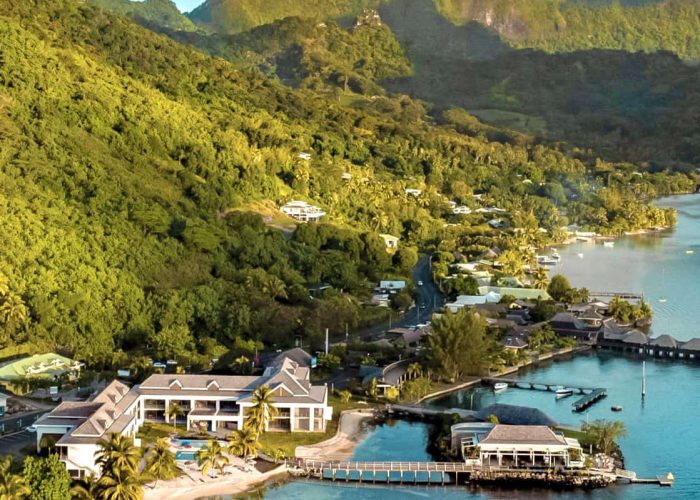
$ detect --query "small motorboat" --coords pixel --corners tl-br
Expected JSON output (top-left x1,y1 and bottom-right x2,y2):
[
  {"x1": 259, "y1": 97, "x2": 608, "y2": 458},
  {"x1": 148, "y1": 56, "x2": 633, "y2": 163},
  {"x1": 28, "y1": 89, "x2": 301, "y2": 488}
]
[
  {"x1": 603, "y1": 241, "x2": 615, "y2": 248},
  {"x1": 577, "y1": 253, "x2": 584, "y2": 259},
  {"x1": 493, "y1": 382, "x2": 508, "y2": 392},
  {"x1": 611, "y1": 405, "x2": 623, "y2": 412},
  {"x1": 686, "y1": 250, "x2": 694, "y2": 255},
  {"x1": 537, "y1": 255, "x2": 558, "y2": 266},
  {"x1": 659, "y1": 297, "x2": 668, "y2": 303},
  {"x1": 555, "y1": 387, "x2": 574, "y2": 399}
]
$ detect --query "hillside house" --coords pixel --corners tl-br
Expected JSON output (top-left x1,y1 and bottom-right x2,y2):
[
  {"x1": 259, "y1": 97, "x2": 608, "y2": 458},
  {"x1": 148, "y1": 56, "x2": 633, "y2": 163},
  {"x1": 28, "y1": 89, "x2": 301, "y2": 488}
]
[{"x1": 280, "y1": 201, "x2": 326, "y2": 222}]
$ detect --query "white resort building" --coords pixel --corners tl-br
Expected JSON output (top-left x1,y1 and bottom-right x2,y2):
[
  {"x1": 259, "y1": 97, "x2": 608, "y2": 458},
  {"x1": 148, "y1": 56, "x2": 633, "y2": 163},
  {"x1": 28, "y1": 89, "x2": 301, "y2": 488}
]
[
  {"x1": 452, "y1": 423, "x2": 584, "y2": 469},
  {"x1": 33, "y1": 357, "x2": 332, "y2": 478},
  {"x1": 280, "y1": 200, "x2": 326, "y2": 222}
]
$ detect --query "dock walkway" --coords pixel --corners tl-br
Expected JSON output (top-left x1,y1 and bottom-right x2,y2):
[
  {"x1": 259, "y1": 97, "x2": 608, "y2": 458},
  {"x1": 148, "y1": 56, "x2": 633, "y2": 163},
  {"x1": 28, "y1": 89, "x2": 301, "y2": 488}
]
[{"x1": 482, "y1": 378, "x2": 607, "y2": 412}]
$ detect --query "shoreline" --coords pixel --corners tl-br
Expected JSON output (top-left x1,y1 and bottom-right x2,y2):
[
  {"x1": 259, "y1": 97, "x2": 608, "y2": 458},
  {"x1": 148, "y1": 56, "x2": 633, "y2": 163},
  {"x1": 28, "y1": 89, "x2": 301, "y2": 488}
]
[
  {"x1": 418, "y1": 345, "x2": 590, "y2": 404},
  {"x1": 144, "y1": 465, "x2": 289, "y2": 500}
]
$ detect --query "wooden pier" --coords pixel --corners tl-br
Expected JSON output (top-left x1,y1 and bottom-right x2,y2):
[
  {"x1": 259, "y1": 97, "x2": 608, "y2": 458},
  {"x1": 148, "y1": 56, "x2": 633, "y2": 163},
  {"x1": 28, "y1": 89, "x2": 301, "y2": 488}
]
[
  {"x1": 571, "y1": 388, "x2": 608, "y2": 412},
  {"x1": 483, "y1": 377, "x2": 599, "y2": 394},
  {"x1": 482, "y1": 378, "x2": 607, "y2": 412},
  {"x1": 615, "y1": 468, "x2": 674, "y2": 486},
  {"x1": 297, "y1": 460, "x2": 673, "y2": 488},
  {"x1": 589, "y1": 291, "x2": 644, "y2": 301},
  {"x1": 300, "y1": 460, "x2": 473, "y2": 485}
]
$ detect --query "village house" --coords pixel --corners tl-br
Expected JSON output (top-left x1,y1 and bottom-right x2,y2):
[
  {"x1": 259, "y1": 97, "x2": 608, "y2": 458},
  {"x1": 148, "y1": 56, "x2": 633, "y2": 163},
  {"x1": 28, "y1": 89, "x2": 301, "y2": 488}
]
[
  {"x1": 33, "y1": 357, "x2": 332, "y2": 478},
  {"x1": 379, "y1": 234, "x2": 399, "y2": 249},
  {"x1": 280, "y1": 200, "x2": 326, "y2": 222},
  {"x1": 405, "y1": 188, "x2": 422, "y2": 197},
  {"x1": 377, "y1": 280, "x2": 406, "y2": 293}
]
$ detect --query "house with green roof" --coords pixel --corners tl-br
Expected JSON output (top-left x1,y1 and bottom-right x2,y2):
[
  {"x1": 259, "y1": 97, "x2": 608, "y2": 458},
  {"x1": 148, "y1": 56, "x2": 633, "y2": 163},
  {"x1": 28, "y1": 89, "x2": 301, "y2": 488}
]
[
  {"x1": 0, "y1": 353, "x2": 84, "y2": 382},
  {"x1": 478, "y1": 286, "x2": 551, "y2": 301}
]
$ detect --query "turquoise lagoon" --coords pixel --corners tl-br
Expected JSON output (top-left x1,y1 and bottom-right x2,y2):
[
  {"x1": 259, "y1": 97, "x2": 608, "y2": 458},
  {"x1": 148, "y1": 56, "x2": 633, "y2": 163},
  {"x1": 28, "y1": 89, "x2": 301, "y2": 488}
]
[{"x1": 240, "y1": 195, "x2": 700, "y2": 499}]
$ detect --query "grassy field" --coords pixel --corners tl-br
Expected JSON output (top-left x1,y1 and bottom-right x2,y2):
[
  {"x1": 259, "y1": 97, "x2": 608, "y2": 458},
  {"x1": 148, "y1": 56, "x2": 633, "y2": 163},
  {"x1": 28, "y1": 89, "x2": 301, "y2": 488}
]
[{"x1": 468, "y1": 109, "x2": 548, "y2": 136}]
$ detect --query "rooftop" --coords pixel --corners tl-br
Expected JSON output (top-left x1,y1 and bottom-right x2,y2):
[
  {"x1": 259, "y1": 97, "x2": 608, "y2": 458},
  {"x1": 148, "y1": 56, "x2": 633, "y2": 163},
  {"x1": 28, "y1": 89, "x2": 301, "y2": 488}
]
[
  {"x1": 0, "y1": 353, "x2": 83, "y2": 381},
  {"x1": 481, "y1": 425, "x2": 567, "y2": 446}
]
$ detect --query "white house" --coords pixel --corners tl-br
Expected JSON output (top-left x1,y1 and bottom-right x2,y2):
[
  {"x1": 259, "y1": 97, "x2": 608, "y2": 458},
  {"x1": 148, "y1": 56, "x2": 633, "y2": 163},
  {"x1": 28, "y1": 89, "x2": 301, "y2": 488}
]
[
  {"x1": 405, "y1": 188, "x2": 422, "y2": 197},
  {"x1": 378, "y1": 280, "x2": 406, "y2": 293},
  {"x1": 280, "y1": 201, "x2": 326, "y2": 222},
  {"x1": 379, "y1": 234, "x2": 399, "y2": 249},
  {"x1": 298, "y1": 152, "x2": 312, "y2": 161},
  {"x1": 34, "y1": 358, "x2": 332, "y2": 478},
  {"x1": 453, "y1": 205, "x2": 472, "y2": 215},
  {"x1": 445, "y1": 292, "x2": 501, "y2": 312}
]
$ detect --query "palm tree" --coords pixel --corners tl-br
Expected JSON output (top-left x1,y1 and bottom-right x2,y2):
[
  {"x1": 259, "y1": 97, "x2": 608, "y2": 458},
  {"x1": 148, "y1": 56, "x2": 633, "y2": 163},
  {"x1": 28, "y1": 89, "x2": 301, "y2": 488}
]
[
  {"x1": 406, "y1": 362, "x2": 422, "y2": 380},
  {"x1": 245, "y1": 385, "x2": 278, "y2": 435},
  {"x1": 226, "y1": 428, "x2": 259, "y2": 459},
  {"x1": 198, "y1": 440, "x2": 229, "y2": 478},
  {"x1": 0, "y1": 274, "x2": 8, "y2": 297},
  {"x1": 0, "y1": 293, "x2": 28, "y2": 325},
  {"x1": 582, "y1": 419, "x2": 628, "y2": 455},
  {"x1": 70, "y1": 474, "x2": 99, "y2": 500},
  {"x1": 165, "y1": 402, "x2": 185, "y2": 432},
  {"x1": 96, "y1": 467, "x2": 143, "y2": 500},
  {"x1": 145, "y1": 438, "x2": 179, "y2": 489},
  {"x1": 532, "y1": 266, "x2": 550, "y2": 290},
  {"x1": 0, "y1": 456, "x2": 29, "y2": 500},
  {"x1": 95, "y1": 433, "x2": 141, "y2": 476},
  {"x1": 271, "y1": 448, "x2": 286, "y2": 464}
]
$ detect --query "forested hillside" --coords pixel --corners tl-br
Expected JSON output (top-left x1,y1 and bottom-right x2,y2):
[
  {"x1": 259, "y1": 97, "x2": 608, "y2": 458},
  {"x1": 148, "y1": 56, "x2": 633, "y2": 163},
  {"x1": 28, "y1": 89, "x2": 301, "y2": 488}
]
[
  {"x1": 183, "y1": 0, "x2": 700, "y2": 60},
  {"x1": 91, "y1": 0, "x2": 197, "y2": 31},
  {"x1": 0, "y1": 0, "x2": 691, "y2": 368},
  {"x1": 433, "y1": 0, "x2": 700, "y2": 60},
  {"x1": 158, "y1": 15, "x2": 412, "y2": 94}
]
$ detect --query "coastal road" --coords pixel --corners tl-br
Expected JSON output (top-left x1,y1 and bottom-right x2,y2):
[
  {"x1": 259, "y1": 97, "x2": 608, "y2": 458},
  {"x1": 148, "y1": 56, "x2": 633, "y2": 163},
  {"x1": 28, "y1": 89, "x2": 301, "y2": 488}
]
[{"x1": 355, "y1": 254, "x2": 444, "y2": 342}]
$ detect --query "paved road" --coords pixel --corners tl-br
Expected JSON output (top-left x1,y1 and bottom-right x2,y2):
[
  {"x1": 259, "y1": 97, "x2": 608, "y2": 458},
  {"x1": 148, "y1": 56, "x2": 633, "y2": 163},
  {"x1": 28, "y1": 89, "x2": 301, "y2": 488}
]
[
  {"x1": 0, "y1": 410, "x2": 46, "y2": 435},
  {"x1": 355, "y1": 254, "x2": 444, "y2": 342},
  {"x1": 0, "y1": 430, "x2": 35, "y2": 456}
]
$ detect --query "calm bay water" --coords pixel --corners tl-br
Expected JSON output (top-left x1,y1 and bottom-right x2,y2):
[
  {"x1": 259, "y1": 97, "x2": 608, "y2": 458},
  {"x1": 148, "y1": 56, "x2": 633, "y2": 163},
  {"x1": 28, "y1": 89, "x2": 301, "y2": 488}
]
[
  {"x1": 257, "y1": 195, "x2": 700, "y2": 499},
  {"x1": 552, "y1": 194, "x2": 700, "y2": 340}
]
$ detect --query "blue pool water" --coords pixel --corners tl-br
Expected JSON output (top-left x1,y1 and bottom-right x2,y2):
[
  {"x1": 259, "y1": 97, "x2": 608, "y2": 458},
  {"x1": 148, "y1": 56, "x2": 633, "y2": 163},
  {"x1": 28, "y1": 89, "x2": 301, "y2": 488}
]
[{"x1": 175, "y1": 450, "x2": 199, "y2": 461}]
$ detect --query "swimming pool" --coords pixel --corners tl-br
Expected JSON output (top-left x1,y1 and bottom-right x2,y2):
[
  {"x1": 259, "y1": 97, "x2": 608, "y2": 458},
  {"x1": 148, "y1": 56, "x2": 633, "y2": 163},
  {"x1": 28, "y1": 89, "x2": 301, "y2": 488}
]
[
  {"x1": 172, "y1": 439, "x2": 211, "y2": 449},
  {"x1": 175, "y1": 450, "x2": 199, "y2": 461}
]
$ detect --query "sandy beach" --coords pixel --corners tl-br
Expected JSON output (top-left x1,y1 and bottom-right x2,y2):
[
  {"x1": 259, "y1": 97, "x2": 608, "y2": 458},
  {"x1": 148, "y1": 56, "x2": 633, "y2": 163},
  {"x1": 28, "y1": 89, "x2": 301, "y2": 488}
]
[
  {"x1": 295, "y1": 409, "x2": 375, "y2": 460},
  {"x1": 144, "y1": 463, "x2": 289, "y2": 500}
]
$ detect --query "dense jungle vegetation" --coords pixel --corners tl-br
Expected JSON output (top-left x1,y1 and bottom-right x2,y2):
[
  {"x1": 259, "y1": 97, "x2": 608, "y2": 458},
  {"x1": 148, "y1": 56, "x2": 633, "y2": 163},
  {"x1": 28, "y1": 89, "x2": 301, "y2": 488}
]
[{"x1": 0, "y1": 0, "x2": 693, "y2": 369}]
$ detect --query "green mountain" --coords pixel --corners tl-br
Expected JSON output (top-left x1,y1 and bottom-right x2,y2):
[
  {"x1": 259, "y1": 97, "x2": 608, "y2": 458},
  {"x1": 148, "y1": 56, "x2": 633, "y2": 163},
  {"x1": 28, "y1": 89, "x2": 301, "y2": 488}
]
[
  {"x1": 184, "y1": 0, "x2": 700, "y2": 60},
  {"x1": 432, "y1": 0, "x2": 700, "y2": 60},
  {"x1": 90, "y1": 0, "x2": 197, "y2": 31},
  {"x1": 158, "y1": 15, "x2": 412, "y2": 94},
  {"x1": 187, "y1": 0, "x2": 379, "y2": 34},
  {"x1": 0, "y1": 0, "x2": 689, "y2": 366}
]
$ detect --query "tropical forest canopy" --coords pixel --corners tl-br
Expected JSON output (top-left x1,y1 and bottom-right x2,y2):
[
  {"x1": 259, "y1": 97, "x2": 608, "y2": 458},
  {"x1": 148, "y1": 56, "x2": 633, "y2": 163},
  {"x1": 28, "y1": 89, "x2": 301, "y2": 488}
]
[{"x1": 0, "y1": 0, "x2": 695, "y2": 368}]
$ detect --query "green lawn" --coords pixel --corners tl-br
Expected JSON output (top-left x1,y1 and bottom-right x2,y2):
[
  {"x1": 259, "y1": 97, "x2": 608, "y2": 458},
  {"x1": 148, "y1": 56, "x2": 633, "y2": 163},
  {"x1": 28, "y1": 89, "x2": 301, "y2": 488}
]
[
  {"x1": 259, "y1": 394, "x2": 376, "y2": 457},
  {"x1": 136, "y1": 422, "x2": 189, "y2": 447}
]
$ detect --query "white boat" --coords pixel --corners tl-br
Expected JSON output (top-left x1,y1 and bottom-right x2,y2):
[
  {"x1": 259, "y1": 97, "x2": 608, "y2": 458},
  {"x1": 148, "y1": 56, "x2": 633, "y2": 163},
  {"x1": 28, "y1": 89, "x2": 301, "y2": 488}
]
[
  {"x1": 577, "y1": 253, "x2": 584, "y2": 259},
  {"x1": 686, "y1": 250, "x2": 694, "y2": 255},
  {"x1": 603, "y1": 241, "x2": 615, "y2": 248},
  {"x1": 659, "y1": 297, "x2": 668, "y2": 303},
  {"x1": 493, "y1": 382, "x2": 508, "y2": 392},
  {"x1": 537, "y1": 255, "x2": 558, "y2": 265},
  {"x1": 576, "y1": 236, "x2": 591, "y2": 242},
  {"x1": 555, "y1": 387, "x2": 574, "y2": 399}
]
